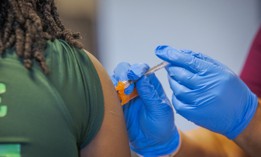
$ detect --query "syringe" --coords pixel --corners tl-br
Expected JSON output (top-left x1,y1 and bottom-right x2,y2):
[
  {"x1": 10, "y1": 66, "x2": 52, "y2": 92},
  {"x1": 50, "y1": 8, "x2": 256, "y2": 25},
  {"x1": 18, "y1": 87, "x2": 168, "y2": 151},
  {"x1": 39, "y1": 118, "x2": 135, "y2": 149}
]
[
  {"x1": 115, "y1": 61, "x2": 169, "y2": 105},
  {"x1": 144, "y1": 61, "x2": 169, "y2": 76},
  {"x1": 123, "y1": 61, "x2": 169, "y2": 88}
]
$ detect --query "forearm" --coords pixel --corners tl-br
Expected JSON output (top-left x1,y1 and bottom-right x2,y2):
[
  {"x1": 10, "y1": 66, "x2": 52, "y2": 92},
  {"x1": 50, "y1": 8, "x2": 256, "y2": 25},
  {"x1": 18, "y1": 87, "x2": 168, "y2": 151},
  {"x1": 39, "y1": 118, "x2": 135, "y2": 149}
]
[
  {"x1": 172, "y1": 128, "x2": 249, "y2": 157},
  {"x1": 173, "y1": 129, "x2": 224, "y2": 157},
  {"x1": 235, "y1": 98, "x2": 261, "y2": 157}
]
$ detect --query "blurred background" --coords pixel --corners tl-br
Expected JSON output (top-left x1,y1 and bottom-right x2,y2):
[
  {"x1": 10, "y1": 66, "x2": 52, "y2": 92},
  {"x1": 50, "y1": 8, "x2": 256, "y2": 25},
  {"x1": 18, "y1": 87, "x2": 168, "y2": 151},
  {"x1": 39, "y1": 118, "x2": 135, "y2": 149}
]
[{"x1": 58, "y1": 0, "x2": 261, "y2": 155}]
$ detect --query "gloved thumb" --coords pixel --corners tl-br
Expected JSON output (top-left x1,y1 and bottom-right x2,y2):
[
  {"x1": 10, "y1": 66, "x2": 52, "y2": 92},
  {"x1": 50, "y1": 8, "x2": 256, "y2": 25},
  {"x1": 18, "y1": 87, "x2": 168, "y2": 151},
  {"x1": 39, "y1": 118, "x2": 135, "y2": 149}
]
[
  {"x1": 111, "y1": 62, "x2": 135, "y2": 94},
  {"x1": 127, "y1": 63, "x2": 150, "y2": 80}
]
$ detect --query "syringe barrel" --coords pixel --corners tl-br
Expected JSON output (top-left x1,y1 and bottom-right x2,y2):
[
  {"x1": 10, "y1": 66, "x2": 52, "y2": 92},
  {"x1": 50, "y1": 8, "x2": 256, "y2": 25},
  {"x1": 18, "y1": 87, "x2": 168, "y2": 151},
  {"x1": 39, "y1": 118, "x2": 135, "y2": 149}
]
[{"x1": 144, "y1": 61, "x2": 169, "y2": 76}]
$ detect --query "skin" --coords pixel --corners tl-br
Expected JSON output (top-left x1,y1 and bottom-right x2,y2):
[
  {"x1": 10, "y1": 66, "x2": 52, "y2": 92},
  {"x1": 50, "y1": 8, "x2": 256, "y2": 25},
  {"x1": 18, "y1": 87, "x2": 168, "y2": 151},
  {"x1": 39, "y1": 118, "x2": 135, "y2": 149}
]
[
  {"x1": 80, "y1": 51, "x2": 131, "y2": 157},
  {"x1": 173, "y1": 99, "x2": 261, "y2": 157}
]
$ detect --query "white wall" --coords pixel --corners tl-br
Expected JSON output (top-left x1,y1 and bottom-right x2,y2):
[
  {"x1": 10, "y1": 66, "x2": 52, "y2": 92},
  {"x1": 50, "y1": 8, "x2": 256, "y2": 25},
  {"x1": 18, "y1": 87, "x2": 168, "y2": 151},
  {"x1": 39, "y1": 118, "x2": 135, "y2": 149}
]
[{"x1": 97, "y1": 0, "x2": 261, "y2": 130}]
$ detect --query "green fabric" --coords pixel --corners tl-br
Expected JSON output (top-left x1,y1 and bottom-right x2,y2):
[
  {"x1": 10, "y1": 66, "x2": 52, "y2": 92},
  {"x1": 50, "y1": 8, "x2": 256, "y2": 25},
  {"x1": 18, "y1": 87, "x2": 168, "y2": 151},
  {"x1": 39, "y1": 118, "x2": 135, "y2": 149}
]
[
  {"x1": 0, "y1": 40, "x2": 104, "y2": 157},
  {"x1": 0, "y1": 144, "x2": 21, "y2": 157}
]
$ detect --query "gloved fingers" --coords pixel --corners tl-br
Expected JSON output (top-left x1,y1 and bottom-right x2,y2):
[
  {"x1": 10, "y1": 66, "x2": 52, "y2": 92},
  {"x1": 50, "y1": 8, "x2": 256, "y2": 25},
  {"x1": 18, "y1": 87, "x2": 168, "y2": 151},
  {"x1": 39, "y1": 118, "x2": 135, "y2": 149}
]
[
  {"x1": 113, "y1": 62, "x2": 131, "y2": 81},
  {"x1": 123, "y1": 99, "x2": 141, "y2": 126},
  {"x1": 180, "y1": 49, "x2": 193, "y2": 54},
  {"x1": 166, "y1": 66, "x2": 199, "y2": 89},
  {"x1": 136, "y1": 76, "x2": 162, "y2": 102},
  {"x1": 168, "y1": 75, "x2": 190, "y2": 94},
  {"x1": 171, "y1": 95, "x2": 192, "y2": 117},
  {"x1": 124, "y1": 63, "x2": 150, "y2": 95},
  {"x1": 155, "y1": 45, "x2": 216, "y2": 74},
  {"x1": 127, "y1": 63, "x2": 150, "y2": 81},
  {"x1": 171, "y1": 95, "x2": 184, "y2": 114},
  {"x1": 139, "y1": 73, "x2": 165, "y2": 99},
  {"x1": 112, "y1": 62, "x2": 134, "y2": 94},
  {"x1": 136, "y1": 76, "x2": 172, "y2": 110},
  {"x1": 110, "y1": 73, "x2": 134, "y2": 95},
  {"x1": 168, "y1": 76, "x2": 194, "y2": 102},
  {"x1": 110, "y1": 74, "x2": 118, "y2": 86},
  {"x1": 172, "y1": 92, "x2": 202, "y2": 117},
  {"x1": 124, "y1": 83, "x2": 135, "y2": 95},
  {"x1": 168, "y1": 76, "x2": 210, "y2": 105}
]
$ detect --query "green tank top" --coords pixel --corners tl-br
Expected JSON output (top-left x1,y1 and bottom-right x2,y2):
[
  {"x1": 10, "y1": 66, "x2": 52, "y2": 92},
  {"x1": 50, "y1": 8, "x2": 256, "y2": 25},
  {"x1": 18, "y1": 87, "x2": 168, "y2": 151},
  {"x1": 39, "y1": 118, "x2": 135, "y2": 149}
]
[{"x1": 0, "y1": 39, "x2": 104, "y2": 157}]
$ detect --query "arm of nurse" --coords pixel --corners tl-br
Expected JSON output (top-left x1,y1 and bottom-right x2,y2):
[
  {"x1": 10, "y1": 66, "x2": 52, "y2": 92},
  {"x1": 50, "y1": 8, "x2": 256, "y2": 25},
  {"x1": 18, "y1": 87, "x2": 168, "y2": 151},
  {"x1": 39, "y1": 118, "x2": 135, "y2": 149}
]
[
  {"x1": 174, "y1": 98, "x2": 261, "y2": 157},
  {"x1": 235, "y1": 98, "x2": 261, "y2": 157}
]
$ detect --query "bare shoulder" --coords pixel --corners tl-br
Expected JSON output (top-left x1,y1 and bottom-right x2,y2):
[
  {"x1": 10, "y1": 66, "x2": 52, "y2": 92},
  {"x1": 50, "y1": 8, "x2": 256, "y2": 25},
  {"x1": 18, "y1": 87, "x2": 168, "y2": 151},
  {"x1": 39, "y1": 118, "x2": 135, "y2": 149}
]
[
  {"x1": 80, "y1": 50, "x2": 131, "y2": 157},
  {"x1": 83, "y1": 51, "x2": 110, "y2": 85}
]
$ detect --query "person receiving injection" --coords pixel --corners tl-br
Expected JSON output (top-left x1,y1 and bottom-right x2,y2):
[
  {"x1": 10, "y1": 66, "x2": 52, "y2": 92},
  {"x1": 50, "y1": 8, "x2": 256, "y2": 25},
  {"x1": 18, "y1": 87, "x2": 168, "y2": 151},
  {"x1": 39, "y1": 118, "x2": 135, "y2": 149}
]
[{"x1": 111, "y1": 30, "x2": 261, "y2": 156}]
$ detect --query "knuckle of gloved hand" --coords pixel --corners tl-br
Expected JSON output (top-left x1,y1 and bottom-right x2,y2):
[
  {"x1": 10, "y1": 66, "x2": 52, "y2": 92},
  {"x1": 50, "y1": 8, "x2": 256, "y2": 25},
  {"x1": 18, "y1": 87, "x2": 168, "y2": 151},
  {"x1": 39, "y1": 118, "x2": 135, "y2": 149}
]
[
  {"x1": 223, "y1": 71, "x2": 235, "y2": 83},
  {"x1": 193, "y1": 59, "x2": 204, "y2": 71},
  {"x1": 181, "y1": 49, "x2": 192, "y2": 54},
  {"x1": 188, "y1": 55, "x2": 196, "y2": 66}
]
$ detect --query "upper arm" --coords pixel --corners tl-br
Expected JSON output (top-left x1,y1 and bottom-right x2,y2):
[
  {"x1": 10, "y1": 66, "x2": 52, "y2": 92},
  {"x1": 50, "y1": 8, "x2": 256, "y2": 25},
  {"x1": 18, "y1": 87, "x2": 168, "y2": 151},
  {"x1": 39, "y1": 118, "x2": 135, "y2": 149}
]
[{"x1": 80, "y1": 51, "x2": 131, "y2": 157}]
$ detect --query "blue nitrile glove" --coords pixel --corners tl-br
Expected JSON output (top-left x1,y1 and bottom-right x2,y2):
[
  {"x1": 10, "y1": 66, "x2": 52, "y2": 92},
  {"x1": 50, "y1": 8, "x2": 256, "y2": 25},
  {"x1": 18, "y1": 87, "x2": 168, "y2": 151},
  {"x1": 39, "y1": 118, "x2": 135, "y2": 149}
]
[
  {"x1": 155, "y1": 45, "x2": 258, "y2": 139},
  {"x1": 111, "y1": 62, "x2": 180, "y2": 157}
]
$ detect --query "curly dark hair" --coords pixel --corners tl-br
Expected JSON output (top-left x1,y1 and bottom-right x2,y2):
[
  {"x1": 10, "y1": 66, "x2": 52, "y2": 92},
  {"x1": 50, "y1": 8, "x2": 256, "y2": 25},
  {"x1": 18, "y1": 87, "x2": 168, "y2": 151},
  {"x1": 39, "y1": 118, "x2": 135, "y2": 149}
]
[{"x1": 0, "y1": 0, "x2": 83, "y2": 73}]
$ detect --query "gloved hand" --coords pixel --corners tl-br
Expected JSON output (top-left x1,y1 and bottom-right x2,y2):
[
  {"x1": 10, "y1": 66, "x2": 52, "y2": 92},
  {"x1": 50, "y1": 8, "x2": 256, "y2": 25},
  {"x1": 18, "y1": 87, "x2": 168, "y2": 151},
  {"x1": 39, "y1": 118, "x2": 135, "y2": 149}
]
[
  {"x1": 155, "y1": 45, "x2": 258, "y2": 139},
  {"x1": 111, "y1": 62, "x2": 180, "y2": 157}
]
